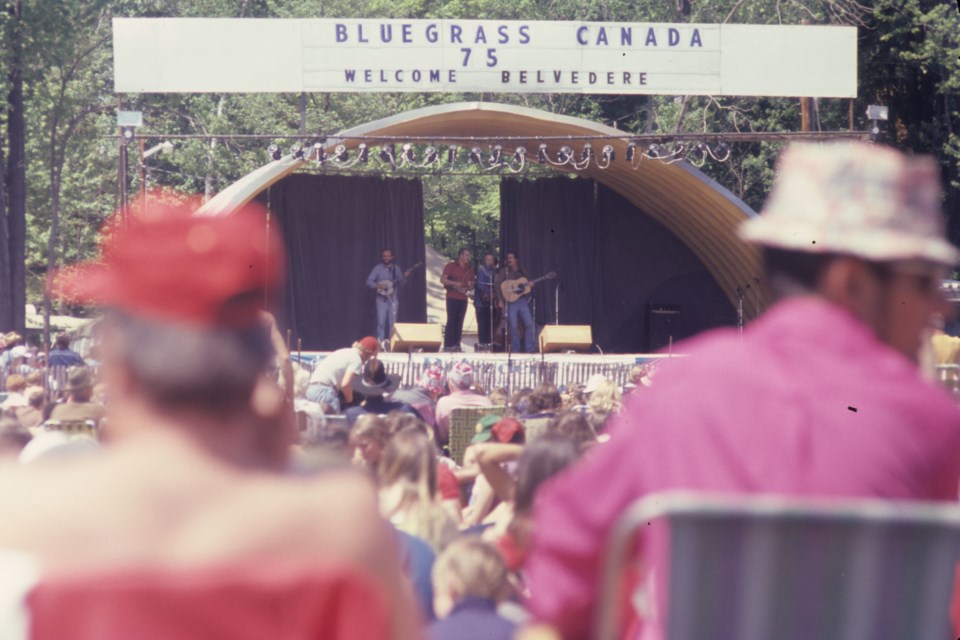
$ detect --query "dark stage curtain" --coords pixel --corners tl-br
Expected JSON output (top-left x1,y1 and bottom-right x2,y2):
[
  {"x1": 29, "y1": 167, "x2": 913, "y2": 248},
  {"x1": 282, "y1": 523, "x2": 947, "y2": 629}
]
[
  {"x1": 500, "y1": 176, "x2": 735, "y2": 353},
  {"x1": 499, "y1": 177, "x2": 599, "y2": 327},
  {"x1": 270, "y1": 174, "x2": 426, "y2": 350}
]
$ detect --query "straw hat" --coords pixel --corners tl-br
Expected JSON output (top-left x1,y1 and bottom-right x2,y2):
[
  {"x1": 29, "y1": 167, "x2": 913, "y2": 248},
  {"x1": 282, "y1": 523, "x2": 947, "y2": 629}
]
[{"x1": 740, "y1": 142, "x2": 960, "y2": 266}]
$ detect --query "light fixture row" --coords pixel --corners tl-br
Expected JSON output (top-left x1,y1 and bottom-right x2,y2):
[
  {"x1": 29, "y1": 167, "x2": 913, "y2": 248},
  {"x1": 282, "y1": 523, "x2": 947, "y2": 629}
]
[{"x1": 266, "y1": 140, "x2": 733, "y2": 171}]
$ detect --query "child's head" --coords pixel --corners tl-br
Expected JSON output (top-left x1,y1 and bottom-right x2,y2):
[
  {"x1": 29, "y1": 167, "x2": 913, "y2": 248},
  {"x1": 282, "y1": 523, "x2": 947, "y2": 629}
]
[{"x1": 431, "y1": 536, "x2": 509, "y2": 618}]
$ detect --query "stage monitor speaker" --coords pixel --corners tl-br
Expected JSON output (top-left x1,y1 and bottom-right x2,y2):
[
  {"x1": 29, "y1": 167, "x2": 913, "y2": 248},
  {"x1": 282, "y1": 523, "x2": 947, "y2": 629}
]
[
  {"x1": 390, "y1": 323, "x2": 442, "y2": 352},
  {"x1": 647, "y1": 304, "x2": 681, "y2": 352},
  {"x1": 539, "y1": 325, "x2": 593, "y2": 354}
]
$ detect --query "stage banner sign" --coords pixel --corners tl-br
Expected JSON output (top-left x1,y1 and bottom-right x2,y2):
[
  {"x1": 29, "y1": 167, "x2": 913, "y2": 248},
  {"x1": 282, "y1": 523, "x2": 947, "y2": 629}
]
[{"x1": 113, "y1": 18, "x2": 856, "y2": 97}]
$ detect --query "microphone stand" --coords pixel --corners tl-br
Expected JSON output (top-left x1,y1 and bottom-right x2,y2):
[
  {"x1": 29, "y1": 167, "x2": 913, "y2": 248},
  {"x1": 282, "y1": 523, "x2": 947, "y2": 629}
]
[{"x1": 554, "y1": 280, "x2": 560, "y2": 325}]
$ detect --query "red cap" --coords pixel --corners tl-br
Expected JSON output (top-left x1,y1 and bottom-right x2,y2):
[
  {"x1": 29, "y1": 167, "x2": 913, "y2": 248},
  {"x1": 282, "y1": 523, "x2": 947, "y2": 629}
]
[
  {"x1": 49, "y1": 195, "x2": 284, "y2": 328},
  {"x1": 492, "y1": 417, "x2": 524, "y2": 443},
  {"x1": 357, "y1": 337, "x2": 380, "y2": 354}
]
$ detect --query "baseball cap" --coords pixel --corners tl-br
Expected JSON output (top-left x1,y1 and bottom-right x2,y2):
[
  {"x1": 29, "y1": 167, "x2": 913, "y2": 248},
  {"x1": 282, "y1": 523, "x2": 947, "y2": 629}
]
[
  {"x1": 471, "y1": 414, "x2": 524, "y2": 444},
  {"x1": 49, "y1": 195, "x2": 285, "y2": 328},
  {"x1": 448, "y1": 361, "x2": 475, "y2": 390},
  {"x1": 740, "y1": 143, "x2": 960, "y2": 266}
]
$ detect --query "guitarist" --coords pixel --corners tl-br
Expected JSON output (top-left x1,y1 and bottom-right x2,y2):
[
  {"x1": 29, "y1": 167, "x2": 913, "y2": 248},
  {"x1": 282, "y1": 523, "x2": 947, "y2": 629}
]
[
  {"x1": 495, "y1": 250, "x2": 537, "y2": 353},
  {"x1": 366, "y1": 249, "x2": 413, "y2": 347},
  {"x1": 440, "y1": 247, "x2": 475, "y2": 352}
]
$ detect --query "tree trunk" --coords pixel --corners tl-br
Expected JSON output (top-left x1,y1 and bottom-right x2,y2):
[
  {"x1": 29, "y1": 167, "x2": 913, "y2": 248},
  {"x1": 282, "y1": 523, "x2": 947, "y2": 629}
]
[
  {"x1": 0, "y1": 139, "x2": 10, "y2": 331},
  {"x1": 5, "y1": 0, "x2": 26, "y2": 335}
]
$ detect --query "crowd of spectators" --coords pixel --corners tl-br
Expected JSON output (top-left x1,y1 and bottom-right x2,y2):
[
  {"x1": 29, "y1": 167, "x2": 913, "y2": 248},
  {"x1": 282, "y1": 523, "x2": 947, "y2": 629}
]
[{"x1": 2, "y1": 142, "x2": 959, "y2": 638}]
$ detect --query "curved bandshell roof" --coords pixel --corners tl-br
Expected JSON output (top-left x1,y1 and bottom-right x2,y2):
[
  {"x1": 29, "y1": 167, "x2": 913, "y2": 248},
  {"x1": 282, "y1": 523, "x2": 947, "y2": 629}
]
[{"x1": 199, "y1": 101, "x2": 766, "y2": 314}]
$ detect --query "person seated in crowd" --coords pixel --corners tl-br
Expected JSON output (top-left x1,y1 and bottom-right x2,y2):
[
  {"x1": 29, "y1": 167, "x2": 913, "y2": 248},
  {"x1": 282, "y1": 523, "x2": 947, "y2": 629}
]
[
  {"x1": 391, "y1": 363, "x2": 445, "y2": 429},
  {"x1": 430, "y1": 537, "x2": 517, "y2": 640},
  {"x1": 518, "y1": 383, "x2": 563, "y2": 441},
  {"x1": 4, "y1": 346, "x2": 33, "y2": 377},
  {"x1": 526, "y1": 143, "x2": 960, "y2": 640},
  {"x1": 435, "y1": 361, "x2": 493, "y2": 446},
  {"x1": 345, "y1": 359, "x2": 421, "y2": 426},
  {"x1": 0, "y1": 200, "x2": 419, "y2": 639},
  {"x1": 305, "y1": 336, "x2": 379, "y2": 414},
  {"x1": 0, "y1": 416, "x2": 31, "y2": 462},
  {"x1": 0, "y1": 331, "x2": 23, "y2": 370},
  {"x1": 47, "y1": 333, "x2": 85, "y2": 368},
  {"x1": 1, "y1": 374, "x2": 27, "y2": 412},
  {"x1": 379, "y1": 428, "x2": 458, "y2": 552},
  {"x1": 47, "y1": 366, "x2": 106, "y2": 427},
  {"x1": 385, "y1": 414, "x2": 463, "y2": 527},
  {"x1": 584, "y1": 377, "x2": 622, "y2": 434},
  {"x1": 488, "y1": 387, "x2": 509, "y2": 407},
  {"x1": 15, "y1": 386, "x2": 46, "y2": 432},
  {"x1": 350, "y1": 414, "x2": 390, "y2": 473},
  {"x1": 547, "y1": 412, "x2": 598, "y2": 452},
  {"x1": 462, "y1": 417, "x2": 525, "y2": 529}
]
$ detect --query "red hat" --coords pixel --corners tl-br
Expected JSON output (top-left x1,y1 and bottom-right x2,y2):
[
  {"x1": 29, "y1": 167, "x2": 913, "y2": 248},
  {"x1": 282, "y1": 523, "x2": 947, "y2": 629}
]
[
  {"x1": 492, "y1": 417, "x2": 524, "y2": 443},
  {"x1": 49, "y1": 195, "x2": 284, "y2": 328},
  {"x1": 357, "y1": 337, "x2": 380, "y2": 354}
]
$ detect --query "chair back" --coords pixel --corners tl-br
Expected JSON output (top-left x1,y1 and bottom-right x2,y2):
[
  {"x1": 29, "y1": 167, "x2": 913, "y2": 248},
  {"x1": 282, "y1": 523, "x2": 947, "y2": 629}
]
[
  {"x1": 42, "y1": 420, "x2": 97, "y2": 438},
  {"x1": 448, "y1": 406, "x2": 504, "y2": 465},
  {"x1": 596, "y1": 492, "x2": 960, "y2": 640},
  {"x1": 28, "y1": 563, "x2": 391, "y2": 640}
]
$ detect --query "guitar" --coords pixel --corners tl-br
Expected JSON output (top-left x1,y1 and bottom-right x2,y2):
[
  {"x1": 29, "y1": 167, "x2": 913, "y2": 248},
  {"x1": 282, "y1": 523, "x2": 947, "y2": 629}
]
[
  {"x1": 376, "y1": 262, "x2": 422, "y2": 297},
  {"x1": 445, "y1": 282, "x2": 475, "y2": 299},
  {"x1": 500, "y1": 271, "x2": 557, "y2": 303}
]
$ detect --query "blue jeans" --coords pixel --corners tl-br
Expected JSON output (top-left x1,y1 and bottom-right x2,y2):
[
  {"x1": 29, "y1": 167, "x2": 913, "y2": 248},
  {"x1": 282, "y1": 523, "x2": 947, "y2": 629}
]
[
  {"x1": 376, "y1": 295, "x2": 398, "y2": 341},
  {"x1": 508, "y1": 299, "x2": 536, "y2": 353},
  {"x1": 306, "y1": 383, "x2": 340, "y2": 413}
]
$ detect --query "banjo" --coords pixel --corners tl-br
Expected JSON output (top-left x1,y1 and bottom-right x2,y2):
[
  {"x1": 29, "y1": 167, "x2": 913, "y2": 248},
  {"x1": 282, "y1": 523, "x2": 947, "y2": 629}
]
[
  {"x1": 376, "y1": 262, "x2": 422, "y2": 297},
  {"x1": 500, "y1": 271, "x2": 556, "y2": 303}
]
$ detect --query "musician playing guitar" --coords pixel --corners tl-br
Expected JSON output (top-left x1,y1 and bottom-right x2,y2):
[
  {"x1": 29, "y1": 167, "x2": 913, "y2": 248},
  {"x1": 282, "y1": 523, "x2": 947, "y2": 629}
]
[
  {"x1": 440, "y1": 247, "x2": 475, "y2": 352},
  {"x1": 366, "y1": 249, "x2": 419, "y2": 347},
  {"x1": 495, "y1": 250, "x2": 538, "y2": 353}
]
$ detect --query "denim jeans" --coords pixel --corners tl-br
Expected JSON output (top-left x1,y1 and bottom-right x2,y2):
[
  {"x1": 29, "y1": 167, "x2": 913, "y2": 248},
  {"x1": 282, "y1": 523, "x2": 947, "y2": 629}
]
[
  {"x1": 376, "y1": 295, "x2": 398, "y2": 341},
  {"x1": 508, "y1": 298, "x2": 536, "y2": 353}
]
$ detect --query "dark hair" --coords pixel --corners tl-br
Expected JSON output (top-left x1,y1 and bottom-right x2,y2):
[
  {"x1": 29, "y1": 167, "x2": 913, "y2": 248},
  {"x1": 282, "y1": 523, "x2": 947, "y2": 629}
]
[
  {"x1": 506, "y1": 250, "x2": 519, "y2": 261},
  {"x1": 762, "y1": 248, "x2": 840, "y2": 301},
  {"x1": 457, "y1": 247, "x2": 470, "y2": 258},
  {"x1": 102, "y1": 311, "x2": 273, "y2": 413},
  {"x1": 55, "y1": 333, "x2": 71, "y2": 350},
  {"x1": 526, "y1": 383, "x2": 562, "y2": 413},
  {"x1": 548, "y1": 412, "x2": 597, "y2": 451},
  {"x1": 514, "y1": 433, "x2": 581, "y2": 515}
]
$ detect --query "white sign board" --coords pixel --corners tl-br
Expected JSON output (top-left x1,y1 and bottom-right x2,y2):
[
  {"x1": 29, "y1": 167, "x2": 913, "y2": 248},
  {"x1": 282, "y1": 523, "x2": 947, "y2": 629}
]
[{"x1": 113, "y1": 18, "x2": 856, "y2": 97}]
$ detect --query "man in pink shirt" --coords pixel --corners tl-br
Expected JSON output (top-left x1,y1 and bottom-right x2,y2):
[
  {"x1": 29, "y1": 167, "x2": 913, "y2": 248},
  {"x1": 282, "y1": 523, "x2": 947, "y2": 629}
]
[
  {"x1": 435, "y1": 361, "x2": 493, "y2": 446},
  {"x1": 526, "y1": 143, "x2": 960, "y2": 639}
]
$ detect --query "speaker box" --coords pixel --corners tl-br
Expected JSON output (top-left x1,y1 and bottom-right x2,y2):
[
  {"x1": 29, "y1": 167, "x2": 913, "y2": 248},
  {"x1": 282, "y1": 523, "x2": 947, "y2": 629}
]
[
  {"x1": 647, "y1": 304, "x2": 681, "y2": 352},
  {"x1": 539, "y1": 325, "x2": 593, "y2": 353},
  {"x1": 390, "y1": 323, "x2": 442, "y2": 352}
]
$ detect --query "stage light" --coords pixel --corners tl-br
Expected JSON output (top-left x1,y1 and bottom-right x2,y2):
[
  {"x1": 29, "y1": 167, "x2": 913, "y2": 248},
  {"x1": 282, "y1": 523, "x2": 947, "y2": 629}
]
[
  {"x1": 537, "y1": 144, "x2": 548, "y2": 164},
  {"x1": 580, "y1": 143, "x2": 593, "y2": 162},
  {"x1": 490, "y1": 144, "x2": 503, "y2": 165},
  {"x1": 514, "y1": 146, "x2": 527, "y2": 163},
  {"x1": 713, "y1": 141, "x2": 731, "y2": 161},
  {"x1": 625, "y1": 142, "x2": 637, "y2": 162},
  {"x1": 424, "y1": 146, "x2": 438, "y2": 164},
  {"x1": 690, "y1": 142, "x2": 707, "y2": 165},
  {"x1": 447, "y1": 145, "x2": 458, "y2": 164},
  {"x1": 401, "y1": 143, "x2": 415, "y2": 163},
  {"x1": 558, "y1": 145, "x2": 573, "y2": 162},
  {"x1": 290, "y1": 143, "x2": 304, "y2": 160},
  {"x1": 357, "y1": 143, "x2": 369, "y2": 163},
  {"x1": 267, "y1": 144, "x2": 281, "y2": 161},
  {"x1": 333, "y1": 144, "x2": 348, "y2": 162},
  {"x1": 647, "y1": 143, "x2": 661, "y2": 159},
  {"x1": 120, "y1": 126, "x2": 136, "y2": 144},
  {"x1": 601, "y1": 144, "x2": 615, "y2": 162},
  {"x1": 379, "y1": 144, "x2": 396, "y2": 168},
  {"x1": 469, "y1": 147, "x2": 483, "y2": 165}
]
